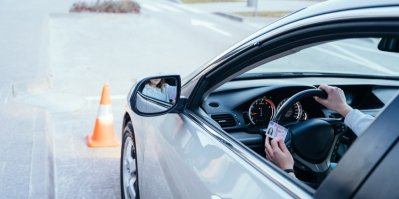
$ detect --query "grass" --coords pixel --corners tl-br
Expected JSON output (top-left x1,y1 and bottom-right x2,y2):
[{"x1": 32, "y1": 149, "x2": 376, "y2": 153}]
[
  {"x1": 181, "y1": 0, "x2": 243, "y2": 4},
  {"x1": 235, "y1": 11, "x2": 291, "y2": 17}
]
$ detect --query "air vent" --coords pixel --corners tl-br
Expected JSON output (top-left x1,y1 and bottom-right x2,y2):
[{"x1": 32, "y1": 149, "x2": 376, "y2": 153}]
[
  {"x1": 208, "y1": 102, "x2": 219, "y2": 108},
  {"x1": 211, "y1": 114, "x2": 237, "y2": 128},
  {"x1": 242, "y1": 111, "x2": 250, "y2": 125}
]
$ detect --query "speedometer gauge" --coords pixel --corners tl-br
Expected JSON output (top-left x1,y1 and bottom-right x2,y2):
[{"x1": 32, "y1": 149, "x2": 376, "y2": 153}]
[
  {"x1": 276, "y1": 98, "x2": 303, "y2": 122},
  {"x1": 248, "y1": 98, "x2": 275, "y2": 125}
]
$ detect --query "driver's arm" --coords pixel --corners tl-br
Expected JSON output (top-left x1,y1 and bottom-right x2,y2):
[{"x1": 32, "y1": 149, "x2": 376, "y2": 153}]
[
  {"x1": 314, "y1": 84, "x2": 374, "y2": 136},
  {"x1": 344, "y1": 109, "x2": 374, "y2": 136}
]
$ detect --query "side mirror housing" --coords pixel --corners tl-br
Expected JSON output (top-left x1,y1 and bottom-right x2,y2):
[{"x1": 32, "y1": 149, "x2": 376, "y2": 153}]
[
  {"x1": 378, "y1": 37, "x2": 399, "y2": 53},
  {"x1": 130, "y1": 75, "x2": 184, "y2": 116}
]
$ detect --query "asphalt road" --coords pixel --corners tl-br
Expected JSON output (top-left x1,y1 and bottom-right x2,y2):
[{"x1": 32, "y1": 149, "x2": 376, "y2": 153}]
[
  {"x1": 0, "y1": 0, "x2": 258, "y2": 198},
  {"x1": 49, "y1": 0, "x2": 257, "y2": 97},
  {"x1": 2, "y1": 0, "x2": 399, "y2": 198},
  {"x1": 252, "y1": 38, "x2": 399, "y2": 75}
]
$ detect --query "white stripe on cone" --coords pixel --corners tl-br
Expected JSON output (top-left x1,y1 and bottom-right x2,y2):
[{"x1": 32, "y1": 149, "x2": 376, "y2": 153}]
[{"x1": 97, "y1": 105, "x2": 113, "y2": 122}]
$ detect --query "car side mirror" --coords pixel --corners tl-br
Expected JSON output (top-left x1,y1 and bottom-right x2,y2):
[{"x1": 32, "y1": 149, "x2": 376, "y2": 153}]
[
  {"x1": 378, "y1": 37, "x2": 399, "y2": 53},
  {"x1": 131, "y1": 75, "x2": 183, "y2": 116}
]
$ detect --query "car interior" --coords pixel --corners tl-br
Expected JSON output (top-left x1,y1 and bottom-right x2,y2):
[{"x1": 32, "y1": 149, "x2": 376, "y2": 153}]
[{"x1": 201, "y1": 36, "x2": 399, "y2": 188}]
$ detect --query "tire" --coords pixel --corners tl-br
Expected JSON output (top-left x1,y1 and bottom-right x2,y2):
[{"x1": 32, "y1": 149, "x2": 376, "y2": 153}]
[{"x1": 120, "y1": 121, "x2": 140, "y2": 199}]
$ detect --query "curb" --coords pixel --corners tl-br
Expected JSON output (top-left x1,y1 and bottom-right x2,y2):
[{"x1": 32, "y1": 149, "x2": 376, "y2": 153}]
[
  {"x1": 213, "y1": 12, "x2": 243, "y2": 22},
  {"x1": 29, "y1": 109, "x2": 55, "y2": 199}
]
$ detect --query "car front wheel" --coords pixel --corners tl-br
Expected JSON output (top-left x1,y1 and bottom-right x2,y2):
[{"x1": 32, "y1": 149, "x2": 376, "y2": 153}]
[{"x1": 120, "y1": 121, "x2": 140, "y2": 199}]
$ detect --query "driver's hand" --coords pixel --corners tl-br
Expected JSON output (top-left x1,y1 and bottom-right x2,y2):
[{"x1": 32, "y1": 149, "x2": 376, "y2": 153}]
[
  {"x1": 265, "y1": 136, "x2": 294, "y2": 171},
  {"x1": 314, "y1": 84, "x2": 353, "y2": 117}
]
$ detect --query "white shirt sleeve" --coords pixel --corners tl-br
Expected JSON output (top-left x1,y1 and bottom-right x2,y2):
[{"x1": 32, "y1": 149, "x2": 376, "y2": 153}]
[{"x1": 344, "y1": 109, "x2": 374, "y2": 136}]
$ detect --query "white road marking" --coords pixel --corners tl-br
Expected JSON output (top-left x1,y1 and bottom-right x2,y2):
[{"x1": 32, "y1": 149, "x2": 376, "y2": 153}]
[
  {"x1": 85, "y1": 95, "x2": 127, "y2": 101},
  {"x1": 336, "y1": 42, "x2": 399, "y2": 59},
  {"x1": 314, "y1": 47, "x2": 374, "y2": 72},
  {"x1": 191, "y1": 19, "x2": 232, "y2": 37},
  {"x1": 141, "y1": 4, "x2": 161, "y2": 12},
  {"x1": 329, "y1": 43, "x2": 395, "y2": 74}
]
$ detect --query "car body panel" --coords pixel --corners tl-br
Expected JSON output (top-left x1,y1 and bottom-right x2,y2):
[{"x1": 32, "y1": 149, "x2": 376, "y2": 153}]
[
  {"x1": 123, "y1": 1, "x2": 399, "y2": 198},
  {"x1": 354, "y1": 141, "x2": 399, "y2": 199},
  {"x1": 130, "y1": 111, "x2": 300, "y2": 198}
]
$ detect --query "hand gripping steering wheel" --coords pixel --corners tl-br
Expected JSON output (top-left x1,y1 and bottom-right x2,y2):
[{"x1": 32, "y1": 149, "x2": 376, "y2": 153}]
[{"x1": 272, "y1": 89, "x2": 347, "y2": 175}]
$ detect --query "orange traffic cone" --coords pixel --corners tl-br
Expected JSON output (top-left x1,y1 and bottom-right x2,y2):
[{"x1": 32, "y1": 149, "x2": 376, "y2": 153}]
[{"x1": 86, "y1": 82, "x2": 120, "y2": 147}]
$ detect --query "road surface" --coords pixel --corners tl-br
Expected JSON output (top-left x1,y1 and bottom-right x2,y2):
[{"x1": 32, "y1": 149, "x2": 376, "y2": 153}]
[{"x1": 1, "y1": 0, "x2": 258, "y2": 198}]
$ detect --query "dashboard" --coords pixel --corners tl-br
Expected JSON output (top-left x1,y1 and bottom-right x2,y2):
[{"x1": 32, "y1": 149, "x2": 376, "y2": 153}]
[
  {"x1": 200, "y1": 77, "x2": 399, "y2": 187},
  {"x1": 202, "y1": 78, "x2": 399, "y2": 152}
]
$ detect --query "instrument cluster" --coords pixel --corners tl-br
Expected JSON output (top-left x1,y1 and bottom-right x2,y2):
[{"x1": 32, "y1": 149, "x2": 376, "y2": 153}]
[{"x1": 248, "y1": 96, "x2": 308, "y2": 125}]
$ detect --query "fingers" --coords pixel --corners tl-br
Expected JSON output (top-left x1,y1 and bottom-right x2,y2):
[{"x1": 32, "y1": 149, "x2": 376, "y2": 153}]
[
  {"x1": 318, "y1": 84, "x2": 336, "y2": 95},
  {"x1": 278, "y1": 139, "x2": 289, "y2": 153},
  {"x1": 265, "y1": 152, "x2": 271, "y2": 160},
  {"x1": 264, "y1": 145, "x2": 270, "y2": 160},
  {"x1": 265, "y1": 136, "x2": 273, "y2": 159},
  {"x1": 316, "y1": 84, "x2": 331, "y2": 102},
  {"x1": 318, "y1": 84, "x2": 339, "y2": 95},
  {"x1": 316, "y1": 84, "x2": 337, "y2": 106},
  {"x1": 318, "y1": 84, "x2": 329, "y2": 92},
  {"x1": 271, "y1": 139, "x2": 280, "y2": 153},
  {"x1": 314, "y1": 96, "x2": 325, "y2": 103}
]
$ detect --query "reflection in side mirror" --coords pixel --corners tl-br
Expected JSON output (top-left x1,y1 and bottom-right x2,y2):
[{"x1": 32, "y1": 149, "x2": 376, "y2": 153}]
[
  {"x1": 140, "y1": 77, "x2": 177, "y2": 104},
  {"x1": 131, "y1": 75, "x2": 181, "y2": 116}
]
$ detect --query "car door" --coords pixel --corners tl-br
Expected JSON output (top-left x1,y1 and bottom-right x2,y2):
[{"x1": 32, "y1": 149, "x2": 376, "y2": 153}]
[
  {"x1": 132, "y1": 104, "x2": 310, "y2": 198},
  {"x1": 131, "y1": 4, "x2": 399, "y2": 199},
  {"x1": 181, "y1": 5, "x2": 399, "y2": 199}
]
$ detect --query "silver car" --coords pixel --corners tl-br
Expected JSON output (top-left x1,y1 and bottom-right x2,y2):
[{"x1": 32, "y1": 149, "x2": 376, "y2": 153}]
[{"x1": 121, "y1": 0, "x2": 399, "y2": 198}]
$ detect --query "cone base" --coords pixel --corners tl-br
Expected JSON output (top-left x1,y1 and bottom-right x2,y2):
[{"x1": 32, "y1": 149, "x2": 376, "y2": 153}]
[{"x1": 86, "y1": 134, "x2": 120, "y2": 148}]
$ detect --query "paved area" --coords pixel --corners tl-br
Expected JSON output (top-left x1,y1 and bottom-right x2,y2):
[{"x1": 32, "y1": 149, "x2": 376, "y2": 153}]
[
  {"x1": 50, "y1": 99, "x2": 124, "y2": 198},
  {"x1": 46, "y1": 2, "x2": 256, "y2": 197},
  {"x1": 0, "y1": 103, "x2": 52, "y2": 199},
  {"x1": 186, "y1": 0, "x2": 322, "y2": 27},
  {"x1": 0, "y1": 0, "x2": 321, "y2": 198},
  {"x1": 0, "y1": 0, "x2": 72, "y2": 198},
  {"x1": 49, "y1": 9, "x2": 255, "y2": 97},
  {"x1": 187, "y1": 0, "x2": 317, "y2": 13}
]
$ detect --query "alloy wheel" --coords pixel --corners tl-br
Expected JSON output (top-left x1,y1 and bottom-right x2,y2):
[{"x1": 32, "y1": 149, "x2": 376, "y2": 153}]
[{"x1": 122, "y1": 136, "x2": 138, "y2": 199}]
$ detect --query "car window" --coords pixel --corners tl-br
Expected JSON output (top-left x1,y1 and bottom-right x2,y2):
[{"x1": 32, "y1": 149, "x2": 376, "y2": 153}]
[
  {"x1": 246, "y1": 38, "x2": 399, "y2": 77},
  {"x1": 205, "y1": 36, "x2": 399, "y2": 191}
]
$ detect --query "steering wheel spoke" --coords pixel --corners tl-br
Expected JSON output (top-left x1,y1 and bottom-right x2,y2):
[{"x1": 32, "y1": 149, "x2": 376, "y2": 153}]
[
  {"x1": 293, "y1": 153, "x2": 331, "y2": 173},
  {"x1": 321, "y1": 118, "x2": 348, "y2": 135}
]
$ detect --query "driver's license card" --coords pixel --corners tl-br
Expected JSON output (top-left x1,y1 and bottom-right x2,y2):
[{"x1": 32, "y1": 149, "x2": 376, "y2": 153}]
[{"x1": 265, "y1": 121, "x2": 288, "y2": 141}]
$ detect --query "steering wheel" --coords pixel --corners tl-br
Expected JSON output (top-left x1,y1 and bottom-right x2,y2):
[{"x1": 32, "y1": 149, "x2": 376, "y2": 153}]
[{"x1": 272, "y1": 89, "x2": 347, "y2": 176}]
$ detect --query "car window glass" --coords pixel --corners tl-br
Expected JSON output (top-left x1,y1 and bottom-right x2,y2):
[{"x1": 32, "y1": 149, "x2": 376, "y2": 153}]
[{"x1": 246, "y1": 38, "x2": 399, "y2": 77}]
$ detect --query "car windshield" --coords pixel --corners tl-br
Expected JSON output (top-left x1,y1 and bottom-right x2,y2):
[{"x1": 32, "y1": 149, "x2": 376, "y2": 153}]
[{"x1": 245, "y1": 38, "x2": 399, "y2": 77}]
